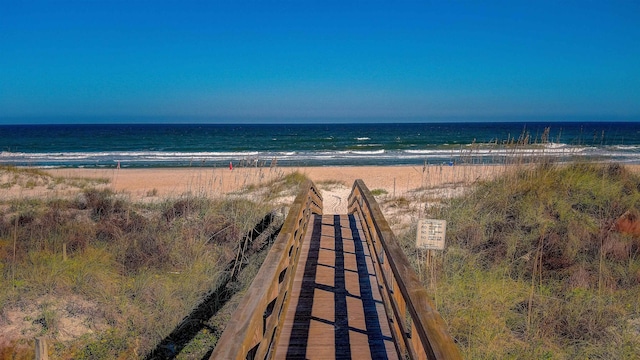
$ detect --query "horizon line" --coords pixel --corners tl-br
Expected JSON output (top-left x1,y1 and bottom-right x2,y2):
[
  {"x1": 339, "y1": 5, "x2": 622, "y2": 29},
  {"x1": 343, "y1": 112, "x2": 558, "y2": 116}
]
[{"x1": 1, "y1": 115, "x2": 638, "y2": 126}]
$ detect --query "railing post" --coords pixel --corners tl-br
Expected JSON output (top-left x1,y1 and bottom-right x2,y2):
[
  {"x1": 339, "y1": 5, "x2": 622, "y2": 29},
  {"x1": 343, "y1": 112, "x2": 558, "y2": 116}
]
[
  {"x1": 348, "y1": 179, "x2": 462, "y2": 360},
  {"x1": 211, "y1": 180, "x2": 322, "y2": 360},
  {"x1": 35, "y1": 337, "x2": 48, "y2": 360}
]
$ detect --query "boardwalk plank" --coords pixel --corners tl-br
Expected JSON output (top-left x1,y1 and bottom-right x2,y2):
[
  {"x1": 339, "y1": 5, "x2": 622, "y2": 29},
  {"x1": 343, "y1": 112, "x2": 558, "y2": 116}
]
[{"x1": 275, "y1": 214, "x2": 398, "y2": 360}]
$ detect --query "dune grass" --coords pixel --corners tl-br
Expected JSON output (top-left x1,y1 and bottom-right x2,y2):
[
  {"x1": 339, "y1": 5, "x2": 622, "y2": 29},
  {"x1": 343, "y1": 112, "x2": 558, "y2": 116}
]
[
  {"x1": 0, "y1": 169, "x2": 303, "y2": 359},
  {"x1": 0, "y1": 166, "x2": 109, "y2": 191},
  {"x1": 398, "y1": 162, "x2": 640, "y2": 358},
  {"x1": 7, "y1": 162, "x2": 640, "y2": 357}
]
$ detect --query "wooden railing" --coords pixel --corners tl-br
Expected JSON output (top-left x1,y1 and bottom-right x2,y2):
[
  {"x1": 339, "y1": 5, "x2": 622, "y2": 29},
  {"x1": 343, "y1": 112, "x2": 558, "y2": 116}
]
[
  {"x1": 213, "y1": 178, "x2": 460, "y2": 359},
  {"x1": 211, "y1": 180, "x2": 322, "y2": 360},
  {"x1": 348, "y1": 179, "x2": 462, "y2": 360}
]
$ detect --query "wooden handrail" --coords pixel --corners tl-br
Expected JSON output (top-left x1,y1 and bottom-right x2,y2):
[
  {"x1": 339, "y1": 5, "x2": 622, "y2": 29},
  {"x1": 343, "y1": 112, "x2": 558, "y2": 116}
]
[
  {"x1": 211, "y1": 180, "x2": 322, "y2": 360},
  {"x1": 348, "y1": 179, "x2": 462, "y2": 360}
]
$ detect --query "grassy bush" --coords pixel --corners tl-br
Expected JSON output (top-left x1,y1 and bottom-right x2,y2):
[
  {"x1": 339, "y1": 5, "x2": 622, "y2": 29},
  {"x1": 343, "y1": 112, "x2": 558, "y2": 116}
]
[
  {"x1": 256, "y1": 171, "x2": 308, "y2": 200},
  {"x1": 0, "y1": 183, "x2": 276, "y2": 357},
  {"x1": 413, "y1": 162, "x2": 640, "y2": 358},
  {"x1": 0, "y1": 166, "x2": 108, "y2": 191},
  {"x1": 370, "y1": 188, "x2": 388, "y2": 196}
]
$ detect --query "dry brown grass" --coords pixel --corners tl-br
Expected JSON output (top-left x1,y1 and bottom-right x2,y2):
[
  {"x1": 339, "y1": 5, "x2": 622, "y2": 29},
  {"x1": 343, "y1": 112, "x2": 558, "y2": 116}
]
[
  {"x1": 396, "y1": 162, "x2": 640, "y2": 358},
  {"x1": 0, "y1": 168, "x2": 303, "y2": 358}
]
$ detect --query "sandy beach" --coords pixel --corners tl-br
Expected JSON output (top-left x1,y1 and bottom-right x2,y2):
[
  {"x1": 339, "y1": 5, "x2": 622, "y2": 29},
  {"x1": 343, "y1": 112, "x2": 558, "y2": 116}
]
[
  {"x1": 34, "y1": 165, "x2": 509, "y2": 214},
  {"x1": 47, "y1": 165, "x2": 503, "y2": 195}
]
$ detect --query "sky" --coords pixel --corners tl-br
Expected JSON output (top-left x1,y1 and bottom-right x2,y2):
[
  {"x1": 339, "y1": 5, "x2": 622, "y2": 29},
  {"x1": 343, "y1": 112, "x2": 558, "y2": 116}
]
[{"x1": 1, "y1": 1, "x2": 639, "y2": 124}]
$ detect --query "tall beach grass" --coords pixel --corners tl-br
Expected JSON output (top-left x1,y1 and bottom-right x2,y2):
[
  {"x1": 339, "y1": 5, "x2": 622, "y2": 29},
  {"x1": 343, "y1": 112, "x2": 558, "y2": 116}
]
[
  {"x1": 394, "y1": 162, "x2": 640, "y2": 358},
  {"x1": 0, "y1": 167, "x2": 307, "y2": 359}
]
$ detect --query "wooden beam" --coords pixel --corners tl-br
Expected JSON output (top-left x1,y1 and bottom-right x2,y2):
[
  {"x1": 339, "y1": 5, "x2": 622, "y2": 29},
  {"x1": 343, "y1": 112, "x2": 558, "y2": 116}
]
[
  {"x1": 348, "y1": 180, "x2": 462, "y2": 360},
  {"x1": 211, "y1": 180, "x2": 322, "y2": 360}
]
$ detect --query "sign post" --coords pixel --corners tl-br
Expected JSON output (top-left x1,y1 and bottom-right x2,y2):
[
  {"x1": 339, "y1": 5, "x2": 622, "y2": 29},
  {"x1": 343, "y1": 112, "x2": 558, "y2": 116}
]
[
  {"x1": 416, "y1": 219, "x2": 447, "y2": 286},
  {"x1": 416, "y1": 219, "x2": 446, "y2": 251}
]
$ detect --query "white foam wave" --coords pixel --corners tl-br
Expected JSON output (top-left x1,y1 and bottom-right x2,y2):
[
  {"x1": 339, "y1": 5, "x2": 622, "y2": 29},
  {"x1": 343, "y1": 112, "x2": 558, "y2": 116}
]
[
  {"x1": 405, "y1": 150, "x2": 457, "y2": 155},
  {"x1": 355, "y1": 144, "x2": 383, "y2": 147},
  {"x1": 613, "y1": 145, "x2": 640, "y2": 150},
  {"x1": 351, "y1": 150, "x2": 385, "y2": 155},
  {"x1": 405, "y1": 147, "x2": 589, "y2": 156},
  {"x1": 2, "y1": 151, "x2": 261, "y2": 158},
  {"x1": 544, "y1": 143, "x2": 568, "y2": 149},
  {"x1": 3, "y1": 145, "x2": 640, "y2": 167}
]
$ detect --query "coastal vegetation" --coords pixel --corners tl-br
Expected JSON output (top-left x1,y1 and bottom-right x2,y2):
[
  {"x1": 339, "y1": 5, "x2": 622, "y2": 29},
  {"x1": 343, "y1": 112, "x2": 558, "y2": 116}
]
[
  {"x1": 399, "y1": 162, "x2": 640, "y2": 358},
  {"x1": 0, "y1": 166, "x2": 109, "y2": 193},
  {"x1": 0, "y1": 167, "x2": 307, "y2": 359},
  {"x1": 3, "y1": 162, "x2": 640, "y2": 358}
]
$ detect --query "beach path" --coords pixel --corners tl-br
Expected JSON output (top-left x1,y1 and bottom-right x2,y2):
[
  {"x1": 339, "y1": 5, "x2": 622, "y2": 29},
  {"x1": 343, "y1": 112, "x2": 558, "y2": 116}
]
[
  {"x1": 274, "y1": 213, "x2": 398, "y2": 359},
  {"x1": 319, "y1": 188, "x2": 350, "y2": 214}
]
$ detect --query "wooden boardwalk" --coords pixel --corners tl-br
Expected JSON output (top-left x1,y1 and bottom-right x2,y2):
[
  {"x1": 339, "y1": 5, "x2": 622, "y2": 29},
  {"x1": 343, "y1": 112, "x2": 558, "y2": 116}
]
[
  {"x1": 211, "y1": 180, "x2": 462, "y2": 360},
  {"x1": 275, "y1": 214, "x2": 399, "y2": 359}
]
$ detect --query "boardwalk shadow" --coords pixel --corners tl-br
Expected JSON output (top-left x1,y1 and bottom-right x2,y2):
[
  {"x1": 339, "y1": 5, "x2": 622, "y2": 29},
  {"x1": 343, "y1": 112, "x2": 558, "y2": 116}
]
[
  {"x1": 145, "y1": 212, "x2": 283, "y2": 360},
  {"x1": 286, "y1": 215, "x2": 391, "y2": 359}
]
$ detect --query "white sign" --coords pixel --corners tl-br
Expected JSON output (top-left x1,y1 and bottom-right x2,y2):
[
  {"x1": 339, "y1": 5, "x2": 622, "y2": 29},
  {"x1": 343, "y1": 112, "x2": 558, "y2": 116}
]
[{"x1": 416, "y1": 219, "x2": 447, "y2": 250}]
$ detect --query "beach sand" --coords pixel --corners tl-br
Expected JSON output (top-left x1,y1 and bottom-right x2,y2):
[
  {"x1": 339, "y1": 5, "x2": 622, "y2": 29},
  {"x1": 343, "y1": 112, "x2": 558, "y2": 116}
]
[
  {"x1": 42, "y1": 165, "x2": 508, "y2": 213},
  {"x1": 19, "y1": 164, "x2": 640, "y2": 213},
  {"x1": 48, "y1": 165, "x2": 504, "y2": 194}
]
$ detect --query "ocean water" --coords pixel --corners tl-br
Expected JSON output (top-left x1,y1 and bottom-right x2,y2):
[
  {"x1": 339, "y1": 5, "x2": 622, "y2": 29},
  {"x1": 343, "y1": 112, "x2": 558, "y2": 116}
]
[{"x1": 1, "y1": 122, "x2": 640, "y2": 168}]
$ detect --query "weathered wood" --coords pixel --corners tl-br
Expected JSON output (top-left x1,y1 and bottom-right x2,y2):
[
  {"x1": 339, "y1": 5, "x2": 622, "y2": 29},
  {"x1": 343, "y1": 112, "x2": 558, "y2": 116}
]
[
  {"x1": 274, "y1": 214, "x2": 398, "y2": 359},
  {"x1": 211, "y1": 180, "x2": 322, "y2": 360},
  {"x1": 35, "y1": 337, "x2": 48, "y2": 360},
  {"x1": 348, "y1": 179, "x2": 462, "y2": 360},
  {"x1": 213, "y1": 179, "x2": 460, "y2": 360}
]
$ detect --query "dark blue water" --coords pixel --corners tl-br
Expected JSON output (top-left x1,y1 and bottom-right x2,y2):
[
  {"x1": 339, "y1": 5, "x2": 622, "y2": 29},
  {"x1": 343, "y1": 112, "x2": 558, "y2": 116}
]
[{"x1": 1, "y1": 122, "x2": 639, "y2": 167}]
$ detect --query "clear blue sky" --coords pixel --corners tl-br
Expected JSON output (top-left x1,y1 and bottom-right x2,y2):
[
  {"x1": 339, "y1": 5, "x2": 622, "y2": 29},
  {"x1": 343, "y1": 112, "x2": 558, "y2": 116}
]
[{"x1": 1, "y1": 1, "x2": 639, "y2": 123}]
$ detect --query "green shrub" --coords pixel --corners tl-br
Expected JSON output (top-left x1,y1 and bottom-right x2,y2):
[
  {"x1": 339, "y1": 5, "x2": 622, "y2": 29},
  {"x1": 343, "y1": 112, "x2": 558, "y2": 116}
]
[
  {"x1": 0, "y1": 183, "x2": 279, "y2": 358},
  {"x1": 76, "y1": 329, "x2": 134, "y2": 359},
  {"x1": 414, "y1": 162, "x2": 640, "y2": 358}
]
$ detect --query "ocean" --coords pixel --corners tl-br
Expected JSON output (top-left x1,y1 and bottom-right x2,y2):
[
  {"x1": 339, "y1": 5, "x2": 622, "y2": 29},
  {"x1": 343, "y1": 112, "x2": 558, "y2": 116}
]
[{"x1": 1, "y1": 122, "x2": 640, "y2": 168}]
